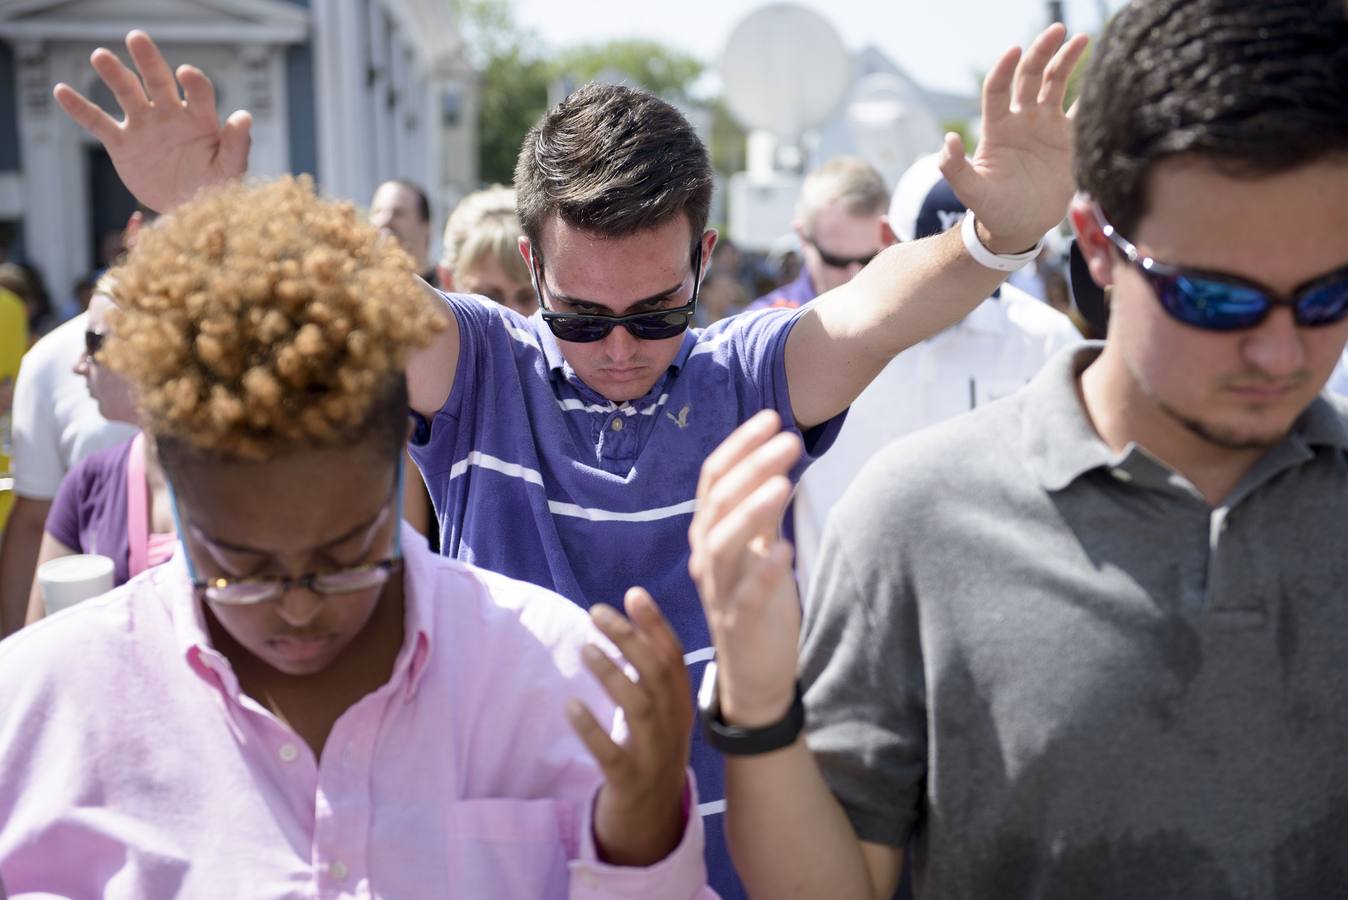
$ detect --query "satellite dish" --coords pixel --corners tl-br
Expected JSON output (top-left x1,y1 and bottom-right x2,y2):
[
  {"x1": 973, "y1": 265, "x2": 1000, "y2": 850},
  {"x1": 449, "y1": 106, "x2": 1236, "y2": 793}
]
[{"x1": 719, "y1": 4, "x2": 852, "y2": 139}]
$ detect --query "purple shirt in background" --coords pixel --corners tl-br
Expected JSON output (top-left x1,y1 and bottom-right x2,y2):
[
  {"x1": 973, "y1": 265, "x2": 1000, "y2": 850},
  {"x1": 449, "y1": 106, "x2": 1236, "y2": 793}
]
[
  {"x1": 46, "y1": 436, "x2": 135, "y2": 585},
  {"x1": 410, "y1": 293, "x2": 844, "y2": 899},
  {"x1": 746, "y1": 267, "x2": 817, "y2": 311}
]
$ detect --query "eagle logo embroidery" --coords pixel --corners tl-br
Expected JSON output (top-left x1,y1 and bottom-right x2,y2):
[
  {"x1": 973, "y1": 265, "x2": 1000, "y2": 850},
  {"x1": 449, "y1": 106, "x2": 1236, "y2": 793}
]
[{"x1": 666, "y1": 404, "x2": 691, "y2": 429}]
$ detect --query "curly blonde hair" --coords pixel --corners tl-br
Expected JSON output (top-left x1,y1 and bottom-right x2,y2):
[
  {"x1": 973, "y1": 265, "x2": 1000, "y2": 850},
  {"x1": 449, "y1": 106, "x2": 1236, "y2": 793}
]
[{"x1": 105, "y1": 175, "x2": 446, "y2": 461}]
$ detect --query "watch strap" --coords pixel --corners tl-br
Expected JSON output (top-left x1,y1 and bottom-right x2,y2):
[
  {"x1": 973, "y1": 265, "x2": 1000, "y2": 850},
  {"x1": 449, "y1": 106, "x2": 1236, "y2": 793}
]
[{"x1": 699, "y1": 662, "x2": 805, "y2": 757}]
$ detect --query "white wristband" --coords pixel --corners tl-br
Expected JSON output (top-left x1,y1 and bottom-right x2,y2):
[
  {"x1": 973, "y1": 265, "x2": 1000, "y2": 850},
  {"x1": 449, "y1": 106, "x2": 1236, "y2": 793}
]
[{"x1": 960, "y1": 211, "x2": 1044, "y2": 272}]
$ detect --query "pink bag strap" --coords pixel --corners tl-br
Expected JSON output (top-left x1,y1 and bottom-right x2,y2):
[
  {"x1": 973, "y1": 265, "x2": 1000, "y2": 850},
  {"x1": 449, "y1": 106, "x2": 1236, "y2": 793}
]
[{"x1": 126, "y1": 432, "x2": 150, "y2": 577}]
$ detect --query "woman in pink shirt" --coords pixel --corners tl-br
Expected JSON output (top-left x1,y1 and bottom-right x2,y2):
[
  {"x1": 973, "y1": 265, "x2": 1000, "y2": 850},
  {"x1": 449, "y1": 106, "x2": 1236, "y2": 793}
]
[{"x1": 0, "y1": 176, "x2": 711, "y2": 898}]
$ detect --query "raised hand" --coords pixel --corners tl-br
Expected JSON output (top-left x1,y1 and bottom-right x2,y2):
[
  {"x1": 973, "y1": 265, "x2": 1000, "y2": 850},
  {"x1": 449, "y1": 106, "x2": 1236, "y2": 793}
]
[
  {"x1": 939, "y1": 24, "x2": 1090, "y2": 253},
  {"x1": 53, "y1": 30, "x2": 251, "y2": 214},
  {"x1": 687, "y1": 410, "x2": 803, "y2": 728},
  {"x1": 569, "y1": 587, "x2": 692, "y2": 867}
]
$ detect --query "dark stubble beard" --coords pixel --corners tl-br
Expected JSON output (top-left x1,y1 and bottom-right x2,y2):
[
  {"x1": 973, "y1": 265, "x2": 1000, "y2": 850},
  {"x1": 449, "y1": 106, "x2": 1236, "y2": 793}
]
[{"x1": 1157, "y1": 398, "x2": 1290, "y2": 452}]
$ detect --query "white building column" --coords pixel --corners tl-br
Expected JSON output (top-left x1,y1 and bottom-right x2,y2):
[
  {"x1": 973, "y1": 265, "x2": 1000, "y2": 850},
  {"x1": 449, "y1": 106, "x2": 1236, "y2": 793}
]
[
  {"x1": 312, "y1": 0, "x2": 374, "y2": 203},
  {"x1": 16, "y1": 39, "x2": 91, "y2": 307}
]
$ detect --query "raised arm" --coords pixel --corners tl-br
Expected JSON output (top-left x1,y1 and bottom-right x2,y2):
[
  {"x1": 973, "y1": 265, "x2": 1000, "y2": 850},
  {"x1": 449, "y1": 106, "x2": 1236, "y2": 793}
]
[
  {"x1": 56, "y1": 31, "x2": 460, "y2": 417},
  {"x1": 687, "y1": 411, "x2": 903, "y2": 898},
  {"x1": 786, "y1": 25, "x2": 1089, "y2": 429}
]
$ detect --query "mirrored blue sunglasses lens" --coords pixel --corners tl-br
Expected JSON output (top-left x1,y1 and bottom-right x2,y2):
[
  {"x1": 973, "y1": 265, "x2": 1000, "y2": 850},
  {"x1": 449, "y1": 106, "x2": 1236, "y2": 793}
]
[
  {"x1": 1161, "y1": 276, "x2": 1269, "y2": 330},
  {"x1": 1294, "y1": 275, "x2": 1348, "y2": 327}
]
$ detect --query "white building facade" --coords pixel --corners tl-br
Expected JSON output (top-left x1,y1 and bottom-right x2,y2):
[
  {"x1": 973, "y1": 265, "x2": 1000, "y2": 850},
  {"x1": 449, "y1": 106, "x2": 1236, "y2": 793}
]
[{"x1": 0, "y1": 0, "x2": 477, "y2": 305}]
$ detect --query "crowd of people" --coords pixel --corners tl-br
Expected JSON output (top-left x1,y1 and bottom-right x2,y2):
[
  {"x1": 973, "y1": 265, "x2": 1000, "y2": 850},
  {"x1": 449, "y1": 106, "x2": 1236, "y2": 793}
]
[{"x1": 1, "y1": 0, "x2": 1347, "y2": 897}]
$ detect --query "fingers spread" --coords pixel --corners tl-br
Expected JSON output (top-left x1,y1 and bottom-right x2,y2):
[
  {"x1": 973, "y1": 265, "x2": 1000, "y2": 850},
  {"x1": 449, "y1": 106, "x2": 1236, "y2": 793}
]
[
  {"x1": 624, "y1": 587, "x2": 686, "y2": 669},
  {"x1": 218, "y1": 111, "x2": 254, "y2": 178},
  {"x1": 700, "y1": 431, "x2": 800, "y2": 536},
  {"x1": 126, "y1": 30, "x2": 181, "y2": 107},
  {"x1": 981, "y1": 44, "x2": 1021, "y2": 125},
  {"x1": 1039, "y1": 33, "x2": 1090, "y2": 111},
  {"x1": 1012, "y1": 23, "x2": 1066, "y2": 112},
  {"x1": 177, "y1": 65, "x2": 220, "y2": 127},
  {"x1": 89, "y1": 48, "x2": 150, "y2": 117},
  {"x1": 582, "y1": 642, "x2": 653, "y2": 728},
  {"x1": 53, "y1": 84, "x2": 120, "y2": 143},
  {"x1": 695, "y1": 409, "x2": 782, "y2": 509},
  {"x1": 568, "y1": 699, "x2": 626, "y2": 773}
]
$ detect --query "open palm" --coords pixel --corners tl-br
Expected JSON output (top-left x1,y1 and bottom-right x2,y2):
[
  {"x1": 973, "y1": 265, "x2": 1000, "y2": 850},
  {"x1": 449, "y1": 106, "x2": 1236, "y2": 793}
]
[
  {"x1": 940, "y1": 25, "x2": 1089, "y2": 253},
  {"x1": 53, "y1": 30, "x2": 251, "y2": 214}
]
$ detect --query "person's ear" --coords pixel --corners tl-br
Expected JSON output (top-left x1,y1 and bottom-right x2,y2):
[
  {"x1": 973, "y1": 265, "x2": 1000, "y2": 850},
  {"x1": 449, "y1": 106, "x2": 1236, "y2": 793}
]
[
  {"x1": 1068, "y1": 197, "x2": 1116, "y2": 290},
  {"x1": 878, "y1": 216, "x2": 898, "y2": 247},
  {"x1": 699, "y1": 229, "x2": 719, "y2": 282}
]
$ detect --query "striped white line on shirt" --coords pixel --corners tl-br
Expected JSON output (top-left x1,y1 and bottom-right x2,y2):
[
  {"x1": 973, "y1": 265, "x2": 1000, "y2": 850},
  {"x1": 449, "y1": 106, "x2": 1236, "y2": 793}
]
[
  {"x1": 683, "y1": 646, "x2": 715, "y2": 666},
  {"x1": 448, "y1": 452, "x2": 698, "y2": 523},
  {"x1": 447, "y1": 451, "x2": 546, "y2": 486},
  {"x1": 697, "y1": 800, "x2": 727, "y2": 817},
  {"x1": 546, "y1": 497, "x2": 697, "y2": 523},
  {"x1": 555, "y1": 393, "x2": 671, "y2": 417},
  {"x1": 688, "y1": 330, "x2": 734, "y2": 359}
]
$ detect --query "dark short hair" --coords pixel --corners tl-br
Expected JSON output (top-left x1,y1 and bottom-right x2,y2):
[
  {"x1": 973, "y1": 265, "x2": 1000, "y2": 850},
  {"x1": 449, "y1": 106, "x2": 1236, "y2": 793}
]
[
  {"x1": 514, "y1": 82, "x2": 713, "y2": 250},
  {"x1": 1074, "y1": 0, "x2": 1348, "y2": 236},
  {"x1": 381, "y1": 179, "x2": 432, "y2": 224}
]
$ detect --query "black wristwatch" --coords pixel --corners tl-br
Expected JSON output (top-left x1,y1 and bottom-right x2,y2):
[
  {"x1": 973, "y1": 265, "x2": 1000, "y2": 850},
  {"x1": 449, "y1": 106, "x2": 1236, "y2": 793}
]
[{"x1": 698, "y1": 660, "x2": 805, "y2": 756}]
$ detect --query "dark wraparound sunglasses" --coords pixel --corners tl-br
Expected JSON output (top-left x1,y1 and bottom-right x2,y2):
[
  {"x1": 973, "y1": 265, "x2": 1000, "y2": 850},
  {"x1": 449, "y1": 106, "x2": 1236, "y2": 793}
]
[
  {"x1": 804, "y1": 236, "x2": 879, "y2": 270},
  {"x1": 85, "y1": 330, "x2": 106, "y2": 357},
  {"x1": 533, "y1": 242, "x2": 703, "y2": 343},
  {"x1": 1092, "y1": 203, "x2": 1348, "y2": 332}
]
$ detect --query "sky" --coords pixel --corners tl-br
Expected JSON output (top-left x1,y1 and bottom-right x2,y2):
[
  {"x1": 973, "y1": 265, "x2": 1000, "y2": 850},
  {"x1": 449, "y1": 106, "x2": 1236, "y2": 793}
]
[{"x1": 511, "y1": 0, "x2": 1128, "y2": 97}]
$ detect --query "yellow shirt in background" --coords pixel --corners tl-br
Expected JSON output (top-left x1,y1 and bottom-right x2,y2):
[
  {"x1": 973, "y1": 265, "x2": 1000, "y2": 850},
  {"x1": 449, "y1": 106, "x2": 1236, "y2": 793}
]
[{"x1": 0, "y1": 287, "x2": 29, "y2": 531}]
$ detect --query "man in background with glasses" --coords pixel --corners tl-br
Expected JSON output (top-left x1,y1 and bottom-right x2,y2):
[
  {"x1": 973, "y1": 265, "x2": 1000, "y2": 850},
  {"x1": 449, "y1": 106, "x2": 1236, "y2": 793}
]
[
  {"x1": 687, "y1": 0, "x2": 1348, "y2": 896},
  {"x1": 52, "y1": 25, "x2": 1084, "y2": 896},
  {"x1": 749, "y1": 156, "x2": 895, "y2": 311}
]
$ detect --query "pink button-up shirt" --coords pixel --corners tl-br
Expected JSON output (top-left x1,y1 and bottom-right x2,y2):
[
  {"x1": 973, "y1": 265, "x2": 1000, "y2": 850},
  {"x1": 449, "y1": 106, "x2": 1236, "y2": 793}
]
[{"x1": 0, "y1": 524, "x2": 712, "y2": 898}]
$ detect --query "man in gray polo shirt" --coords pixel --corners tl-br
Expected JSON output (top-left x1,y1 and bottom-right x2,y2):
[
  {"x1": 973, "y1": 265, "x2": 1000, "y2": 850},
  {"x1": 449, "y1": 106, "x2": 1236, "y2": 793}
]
[{"x1": 688, "y1": 0, "x2": 1348, "y2": 896}]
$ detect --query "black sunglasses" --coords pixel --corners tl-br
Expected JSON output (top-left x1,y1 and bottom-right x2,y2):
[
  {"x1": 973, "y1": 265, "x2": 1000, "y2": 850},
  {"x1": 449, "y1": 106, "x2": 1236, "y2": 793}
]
[
  {"x1": 804, "y1": 236, "x2": 879, "y2": 270},
  {"x1": 85, "y1": 330, "x2": 106, "y2": 358},
  {"x1": 533, "y1": 242, "x2": 703, "y2": 344},
  {"x1": 1092, "y1": 203, "x2": 1348, "y2": 332}
]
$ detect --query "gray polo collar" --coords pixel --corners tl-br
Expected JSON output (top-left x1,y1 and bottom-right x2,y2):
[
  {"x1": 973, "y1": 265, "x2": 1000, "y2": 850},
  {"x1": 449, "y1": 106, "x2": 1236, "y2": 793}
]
[{"x1": 1022, "y1": 342, "x2": 1348, "y2": 494}]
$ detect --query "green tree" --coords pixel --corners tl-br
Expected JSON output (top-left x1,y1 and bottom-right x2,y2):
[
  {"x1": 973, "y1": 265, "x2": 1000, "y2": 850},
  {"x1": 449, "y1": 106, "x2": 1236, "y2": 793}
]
[
  {"x1": 550, "y1": 40, "x2": 705, "y2": 104},
  {"x1": 456, "y1": 0, "x2": 550, "y2": 185}
]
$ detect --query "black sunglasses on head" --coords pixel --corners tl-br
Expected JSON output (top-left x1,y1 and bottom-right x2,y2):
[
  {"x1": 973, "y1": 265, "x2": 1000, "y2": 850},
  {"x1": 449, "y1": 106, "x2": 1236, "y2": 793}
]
[
  {"x1": 1092, "y1": 203, "x2": 1348, "y2": 332},
  {"x1": 804, "y1": 236, "x2": 879, "y2": 270},
  {"x1": 533, "y1": 242, "x2": 703, "y2": 344},
  {"x1": 84, "y1": 330, "x2": 106, "y2": 357}
]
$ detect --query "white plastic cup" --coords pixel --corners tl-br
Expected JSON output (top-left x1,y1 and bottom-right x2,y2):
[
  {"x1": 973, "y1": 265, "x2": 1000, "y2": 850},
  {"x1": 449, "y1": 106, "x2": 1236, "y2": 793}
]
[{"x1": 37, "y1": 554, "x2": 116, "y2": 615}]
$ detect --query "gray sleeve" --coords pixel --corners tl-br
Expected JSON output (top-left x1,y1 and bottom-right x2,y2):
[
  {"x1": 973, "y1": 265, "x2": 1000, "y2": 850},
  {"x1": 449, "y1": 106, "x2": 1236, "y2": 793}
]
[{"x1": 799, "y1": 488, "x2": 928, "y2": 849}]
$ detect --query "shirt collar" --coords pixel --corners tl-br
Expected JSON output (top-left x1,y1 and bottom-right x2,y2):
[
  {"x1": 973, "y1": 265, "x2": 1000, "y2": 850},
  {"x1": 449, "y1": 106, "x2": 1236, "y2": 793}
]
[
  {"x1": 169, "y1": 522, "x2": 436, "y2": 700},
  {"x1": 1023, "y1": 342, "x2": 1348, "y2": 492}
]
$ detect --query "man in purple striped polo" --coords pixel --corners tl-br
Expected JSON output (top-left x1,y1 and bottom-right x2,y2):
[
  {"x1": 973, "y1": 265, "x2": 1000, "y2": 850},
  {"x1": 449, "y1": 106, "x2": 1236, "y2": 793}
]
[{"x1": 56, "y1": 24, "x2": 1087, "y2": 896}]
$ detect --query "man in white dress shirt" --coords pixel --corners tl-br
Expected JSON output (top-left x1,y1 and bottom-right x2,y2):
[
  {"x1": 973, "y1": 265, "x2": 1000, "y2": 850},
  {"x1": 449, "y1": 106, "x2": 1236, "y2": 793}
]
[{"x1": 793, "y1": 154, "x2": 1085, "y2": 589}]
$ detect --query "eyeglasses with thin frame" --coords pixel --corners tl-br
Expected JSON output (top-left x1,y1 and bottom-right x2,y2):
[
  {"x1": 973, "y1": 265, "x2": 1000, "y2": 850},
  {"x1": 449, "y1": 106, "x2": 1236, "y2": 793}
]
[
  {"x1": 532, "y1": 241, "x2": 704, "y2": 343},
  {"x1": 171, "y1": 459, "x2": 405, "y2": 606},
  {"x1": 1091, "y1": 202, "x2": 1348, "y2": 332},
  {"x1": 803, "y1": 236, "x2": 879, "y2": 270}
]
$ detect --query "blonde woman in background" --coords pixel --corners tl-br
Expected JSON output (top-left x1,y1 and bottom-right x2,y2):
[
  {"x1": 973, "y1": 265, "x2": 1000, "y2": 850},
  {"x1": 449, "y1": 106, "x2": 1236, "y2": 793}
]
[{"x1": 436, "y1": 185, "x2": 537, "y2": 317}]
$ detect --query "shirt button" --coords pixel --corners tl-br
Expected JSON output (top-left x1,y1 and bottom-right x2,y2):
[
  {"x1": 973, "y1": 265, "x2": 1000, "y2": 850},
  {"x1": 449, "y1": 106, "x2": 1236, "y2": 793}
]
[
  {"x1": 611, "y1": 418, "x2": 624, "y2": 432},
  {"x1": 329, "y1": 860, "x2": 349, "y2": 881},
  {"x1": 1111, "y1": 468, "x2": 1133, "y2": 483},
  {"x1": 278, "y1": 743, "x2": 299, "y2": 763}
]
